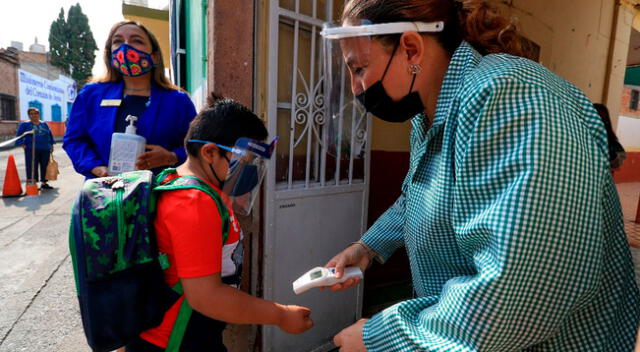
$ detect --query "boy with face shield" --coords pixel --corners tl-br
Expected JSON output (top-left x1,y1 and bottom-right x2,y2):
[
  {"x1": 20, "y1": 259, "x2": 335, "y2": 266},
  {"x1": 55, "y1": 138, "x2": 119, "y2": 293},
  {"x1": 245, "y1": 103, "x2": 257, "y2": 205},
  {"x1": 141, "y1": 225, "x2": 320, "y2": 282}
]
[{"x1": 126, "y1": 94, "x2": 312, "y2": 352}]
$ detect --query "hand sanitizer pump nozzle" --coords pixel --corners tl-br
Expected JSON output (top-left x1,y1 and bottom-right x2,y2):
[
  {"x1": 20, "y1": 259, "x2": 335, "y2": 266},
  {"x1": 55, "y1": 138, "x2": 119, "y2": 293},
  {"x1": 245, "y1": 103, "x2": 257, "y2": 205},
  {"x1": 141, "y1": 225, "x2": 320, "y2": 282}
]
[
  {"x1": 125, "y1": 115, "x2": 138, "y2": 134},
  {"x1": 108, "y1": 115, "x2": 147, "y2": 175}
]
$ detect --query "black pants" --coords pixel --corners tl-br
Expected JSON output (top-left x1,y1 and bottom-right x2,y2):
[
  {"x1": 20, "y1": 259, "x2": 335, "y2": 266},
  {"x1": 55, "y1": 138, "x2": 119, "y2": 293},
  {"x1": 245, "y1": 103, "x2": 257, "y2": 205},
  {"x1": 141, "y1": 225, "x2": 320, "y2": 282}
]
[
  {"x1": 125, "y1": 277, "x2": 238, "y2": 352},
  {"x1": 125, "y1": 309, "x2": 227, "y2": 352},
  {"x1": 125, "y1": 336, "x2": 164, "y2": 352},
  {"x1": 24, "y1": 148, "x2": 50, "y2": 182}
]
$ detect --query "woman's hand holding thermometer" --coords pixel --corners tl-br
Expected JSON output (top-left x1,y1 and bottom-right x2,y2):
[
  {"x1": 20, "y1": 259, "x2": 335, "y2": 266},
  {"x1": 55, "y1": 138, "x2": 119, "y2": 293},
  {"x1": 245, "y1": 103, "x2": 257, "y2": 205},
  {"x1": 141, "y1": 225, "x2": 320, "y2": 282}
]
[
  {"x1": 293, "y1": 266, "x2": 363, "y2": 294},
  {"x1": 324, "y1": 241, "x2": 373, "y2": 291},
  {"x1": 291, "y1": 241, "x2": 375, "y2": 294}
]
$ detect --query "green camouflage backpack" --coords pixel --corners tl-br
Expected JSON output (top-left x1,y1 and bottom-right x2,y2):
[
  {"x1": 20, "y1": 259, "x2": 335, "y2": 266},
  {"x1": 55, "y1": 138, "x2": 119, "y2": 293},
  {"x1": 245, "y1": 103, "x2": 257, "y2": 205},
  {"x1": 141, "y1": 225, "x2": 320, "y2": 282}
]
[{"x1": 69, "y1": 168, "x2": 229, "y2": 352}]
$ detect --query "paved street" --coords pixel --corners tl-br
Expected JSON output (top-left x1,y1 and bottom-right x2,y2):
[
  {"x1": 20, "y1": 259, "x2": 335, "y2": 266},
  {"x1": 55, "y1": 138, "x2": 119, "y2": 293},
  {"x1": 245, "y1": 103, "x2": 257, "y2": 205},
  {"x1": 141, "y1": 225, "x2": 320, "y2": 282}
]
[{"x1": 0, "y1": 145, "x2": 88, "y2": 352}]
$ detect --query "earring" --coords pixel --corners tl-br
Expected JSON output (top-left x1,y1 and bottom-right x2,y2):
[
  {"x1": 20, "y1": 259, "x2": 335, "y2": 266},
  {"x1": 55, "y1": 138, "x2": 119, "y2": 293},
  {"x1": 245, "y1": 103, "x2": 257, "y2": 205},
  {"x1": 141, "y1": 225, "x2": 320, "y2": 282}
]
[{"x1": 408, "y1": 64, "x2": 422, "y2": 75}]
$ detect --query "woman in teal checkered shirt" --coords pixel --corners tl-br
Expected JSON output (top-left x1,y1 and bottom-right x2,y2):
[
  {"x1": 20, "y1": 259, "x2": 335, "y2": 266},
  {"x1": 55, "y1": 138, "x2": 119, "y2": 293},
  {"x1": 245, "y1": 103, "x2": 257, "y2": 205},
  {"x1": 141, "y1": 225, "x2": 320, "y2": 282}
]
[{"x1": 321, "y1": 0, "x2": 640, "y2": 351}]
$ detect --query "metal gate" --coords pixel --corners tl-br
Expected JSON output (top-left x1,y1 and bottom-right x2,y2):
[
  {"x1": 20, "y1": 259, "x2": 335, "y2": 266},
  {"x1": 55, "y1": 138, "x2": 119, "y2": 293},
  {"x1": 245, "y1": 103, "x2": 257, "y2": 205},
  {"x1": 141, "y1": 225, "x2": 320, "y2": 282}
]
[{"x1": 263, "y1": 1, "x2": 371, "y2": 351}]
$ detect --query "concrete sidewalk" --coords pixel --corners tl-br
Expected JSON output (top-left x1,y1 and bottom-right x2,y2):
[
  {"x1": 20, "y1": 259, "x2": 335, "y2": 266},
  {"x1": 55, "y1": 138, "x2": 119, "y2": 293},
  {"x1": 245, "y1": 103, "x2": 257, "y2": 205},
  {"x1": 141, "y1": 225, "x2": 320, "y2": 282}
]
[
  {"x1": 0, "y1": 146, "x2": 87, "y2": 352},
  {"x1": 0, "y1": 140, "x2": 62, "y2": 187}
]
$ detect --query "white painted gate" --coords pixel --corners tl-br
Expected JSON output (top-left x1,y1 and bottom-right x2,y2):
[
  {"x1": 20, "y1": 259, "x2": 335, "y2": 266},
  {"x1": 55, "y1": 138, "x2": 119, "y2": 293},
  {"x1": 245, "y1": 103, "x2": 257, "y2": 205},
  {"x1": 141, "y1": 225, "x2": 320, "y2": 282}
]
[{"x1": 263, "y1": 1, "x2": 371, "y2": 351}]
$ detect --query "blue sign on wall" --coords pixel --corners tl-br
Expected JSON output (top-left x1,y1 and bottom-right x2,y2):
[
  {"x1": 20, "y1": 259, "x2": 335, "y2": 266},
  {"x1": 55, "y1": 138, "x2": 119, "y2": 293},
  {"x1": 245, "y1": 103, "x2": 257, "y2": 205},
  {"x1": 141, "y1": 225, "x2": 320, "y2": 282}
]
[{"x1": 18, "y1": 69, "x2": 75, "y2": 122}]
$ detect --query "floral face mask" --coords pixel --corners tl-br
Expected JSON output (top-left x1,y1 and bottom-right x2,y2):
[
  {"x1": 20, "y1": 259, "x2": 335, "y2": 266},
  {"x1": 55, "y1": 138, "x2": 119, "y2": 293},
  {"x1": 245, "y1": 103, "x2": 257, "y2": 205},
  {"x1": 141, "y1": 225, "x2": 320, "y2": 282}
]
[{"x1": 111, "y1": 43, "x2": 154, "y2": 77}]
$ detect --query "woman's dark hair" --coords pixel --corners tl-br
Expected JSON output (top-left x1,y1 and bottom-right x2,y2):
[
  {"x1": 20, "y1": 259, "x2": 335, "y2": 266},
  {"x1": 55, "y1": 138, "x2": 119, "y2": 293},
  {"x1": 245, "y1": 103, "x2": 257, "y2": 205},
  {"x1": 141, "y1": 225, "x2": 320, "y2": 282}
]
[
  {"x1": 342, "y1": 0, "x2": 522, "y2": 56},
  {"x1": 185, "y1": 93, "x2": 268, "y2": 157},
  {"x1": 593, "y1": 103, "x2": 622, "y2": 148},
  {"x1": 95, "y1": 21, "x2": 180, "y2": 91}
]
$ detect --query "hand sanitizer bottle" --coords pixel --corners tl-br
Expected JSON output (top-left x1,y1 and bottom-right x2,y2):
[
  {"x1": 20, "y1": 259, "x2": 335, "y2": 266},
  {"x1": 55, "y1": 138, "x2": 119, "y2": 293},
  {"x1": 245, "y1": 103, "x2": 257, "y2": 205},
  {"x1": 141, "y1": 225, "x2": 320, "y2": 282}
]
[{"x1": 108, "y1": 115, "x2": 146, "y2": 175}]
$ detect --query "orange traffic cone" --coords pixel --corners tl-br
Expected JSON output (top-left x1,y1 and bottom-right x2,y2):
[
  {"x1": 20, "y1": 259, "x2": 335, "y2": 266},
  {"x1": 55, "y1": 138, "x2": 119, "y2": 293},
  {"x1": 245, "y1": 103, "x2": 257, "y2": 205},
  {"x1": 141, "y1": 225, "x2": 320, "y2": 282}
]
[{"x1": 2, "y1": 154, "x2": 23, "y2": 197}]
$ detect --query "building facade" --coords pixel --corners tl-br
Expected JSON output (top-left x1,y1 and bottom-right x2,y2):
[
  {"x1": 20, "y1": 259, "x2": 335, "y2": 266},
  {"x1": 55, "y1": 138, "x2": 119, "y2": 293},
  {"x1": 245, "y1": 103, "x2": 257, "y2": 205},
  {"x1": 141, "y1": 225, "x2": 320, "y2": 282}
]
[
  {"x1": 0, "y1": 48, "x2": 20, "y2": 141},
  {"x1": 0, "y1": 43, "x2": 75, "y2": 140}
]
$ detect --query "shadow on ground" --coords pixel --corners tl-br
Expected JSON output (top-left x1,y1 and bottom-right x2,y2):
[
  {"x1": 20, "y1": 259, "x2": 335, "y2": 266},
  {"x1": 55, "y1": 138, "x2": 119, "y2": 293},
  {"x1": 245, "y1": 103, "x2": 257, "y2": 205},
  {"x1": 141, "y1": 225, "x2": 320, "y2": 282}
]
[{"x1": 2, "y1": 188, "x2": 60, "y2": 212}]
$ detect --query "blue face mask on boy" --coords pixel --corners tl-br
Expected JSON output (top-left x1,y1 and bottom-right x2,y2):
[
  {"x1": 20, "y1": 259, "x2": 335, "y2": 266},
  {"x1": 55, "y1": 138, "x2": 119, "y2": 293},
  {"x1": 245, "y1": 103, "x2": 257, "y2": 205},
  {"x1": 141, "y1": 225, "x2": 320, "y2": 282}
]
[
  {"x1": 188, "y1": 137, "x2": 278, "y2": 216},
  {"x1": 227, "y1": 165, "x2": 259, "y2": 196},
  {"x1": 189, "y1": 139, "x2": 262, "y2": 196}
]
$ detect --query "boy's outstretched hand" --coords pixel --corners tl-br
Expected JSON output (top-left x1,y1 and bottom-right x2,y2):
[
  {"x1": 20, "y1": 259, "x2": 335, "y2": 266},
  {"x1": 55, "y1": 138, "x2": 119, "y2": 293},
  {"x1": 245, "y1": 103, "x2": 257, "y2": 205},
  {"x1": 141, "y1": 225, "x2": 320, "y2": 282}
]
[{"x1": 277, "y1": 304, "x2": 313, "y2": 334}]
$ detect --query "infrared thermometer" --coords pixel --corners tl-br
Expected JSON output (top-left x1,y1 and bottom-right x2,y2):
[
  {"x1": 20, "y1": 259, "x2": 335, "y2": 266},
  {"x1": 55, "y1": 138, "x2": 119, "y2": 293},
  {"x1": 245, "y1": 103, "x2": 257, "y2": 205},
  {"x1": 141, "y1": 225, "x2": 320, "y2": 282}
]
[{"x1": 292, "y1": 266, "x2": 363, "y2": 295}]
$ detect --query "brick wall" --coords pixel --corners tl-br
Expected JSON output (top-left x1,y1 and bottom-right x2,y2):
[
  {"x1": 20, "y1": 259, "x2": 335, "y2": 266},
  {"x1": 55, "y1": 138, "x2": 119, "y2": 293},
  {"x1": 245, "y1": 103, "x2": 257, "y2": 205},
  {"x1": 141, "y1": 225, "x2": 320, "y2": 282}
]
[
  {"x1": 0, "y1": 50, "x2": 20, "y2": 123},
  {"x1": 0, "y1": 56, "x2": 19, "y2": 98},
  {"x1": 207, "y1": 0, "x2": 253, "y2": 107},
  {"x1": 19, "y1": 52, "x2": 47, "y2": 64},
  {"x1": 0, "y1": 121, "x2": 19, "y2": 142}
]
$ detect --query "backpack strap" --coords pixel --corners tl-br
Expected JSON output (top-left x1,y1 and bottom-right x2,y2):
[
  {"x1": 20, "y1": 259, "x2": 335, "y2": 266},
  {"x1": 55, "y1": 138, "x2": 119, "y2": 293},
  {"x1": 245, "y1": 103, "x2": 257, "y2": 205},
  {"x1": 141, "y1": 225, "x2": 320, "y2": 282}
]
[
  {"x1": 152, "y1": 168, "x2": 231, "y2": 352},
  {"x1": 165, "y1": 282, "x2": 191, "y2": 352}
]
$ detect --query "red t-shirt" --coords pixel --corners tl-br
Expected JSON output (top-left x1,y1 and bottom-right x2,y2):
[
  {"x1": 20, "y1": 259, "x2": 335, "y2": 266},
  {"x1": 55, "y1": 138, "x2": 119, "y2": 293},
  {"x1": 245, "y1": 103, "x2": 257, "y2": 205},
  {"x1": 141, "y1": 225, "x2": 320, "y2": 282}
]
[{"x1": 140, "y1": 173, "x2": 242, "y2": 348}]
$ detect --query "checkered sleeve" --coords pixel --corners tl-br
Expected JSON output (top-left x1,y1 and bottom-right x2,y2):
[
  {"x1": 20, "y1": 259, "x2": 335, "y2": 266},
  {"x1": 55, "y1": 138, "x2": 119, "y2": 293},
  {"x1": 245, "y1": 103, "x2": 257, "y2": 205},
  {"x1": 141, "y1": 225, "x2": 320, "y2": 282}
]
[
  {"x1": 360, "y1": 175, "x2": 409, "y2": 262},
  {"x1": 363, "y1": 77, "x2": 608, "y2": 351}
]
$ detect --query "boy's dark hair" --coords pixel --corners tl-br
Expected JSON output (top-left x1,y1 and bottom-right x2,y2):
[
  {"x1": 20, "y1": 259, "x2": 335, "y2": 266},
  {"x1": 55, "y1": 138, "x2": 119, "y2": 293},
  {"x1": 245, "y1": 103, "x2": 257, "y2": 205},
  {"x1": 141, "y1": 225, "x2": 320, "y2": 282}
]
[{"x1": 185, "y1": 93, "x2": 268, "y2": 157}]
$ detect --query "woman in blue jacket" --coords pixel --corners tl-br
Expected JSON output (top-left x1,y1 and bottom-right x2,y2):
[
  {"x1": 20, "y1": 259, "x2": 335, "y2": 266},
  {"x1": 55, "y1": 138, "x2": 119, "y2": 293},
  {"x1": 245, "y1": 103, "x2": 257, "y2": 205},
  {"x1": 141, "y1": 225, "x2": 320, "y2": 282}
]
[
  {"x1": 63, "y1": 21, "x2": 197, "y2": 178},
  {"x1": 15, "y1": 107, "x2": 55, "y2": 189}
]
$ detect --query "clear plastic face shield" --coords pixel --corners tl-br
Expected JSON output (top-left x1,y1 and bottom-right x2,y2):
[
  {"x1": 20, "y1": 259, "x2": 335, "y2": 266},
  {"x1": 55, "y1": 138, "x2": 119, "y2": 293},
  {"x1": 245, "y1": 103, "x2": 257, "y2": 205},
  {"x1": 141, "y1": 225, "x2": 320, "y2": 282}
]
[
  {"x1": 189, "y1": 137, "x2": 278, "y2": 216},
  {"x1": 320, "y1": 20, "x2": 444, "y2": 150},
  {"x1": 222, "y1": 137, "x2": 278, "y2": 216}
]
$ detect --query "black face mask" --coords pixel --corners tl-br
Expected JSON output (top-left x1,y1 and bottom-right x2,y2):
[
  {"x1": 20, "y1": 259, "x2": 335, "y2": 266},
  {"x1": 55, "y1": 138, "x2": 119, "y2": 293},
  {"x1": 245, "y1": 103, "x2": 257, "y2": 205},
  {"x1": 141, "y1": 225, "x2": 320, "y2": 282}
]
[
  {"x1": 356, "y1": 41, "x2": 424, "y2": 123},
  {"x1": 208, "y1": 153, "x2": 231, "y2": 188}
]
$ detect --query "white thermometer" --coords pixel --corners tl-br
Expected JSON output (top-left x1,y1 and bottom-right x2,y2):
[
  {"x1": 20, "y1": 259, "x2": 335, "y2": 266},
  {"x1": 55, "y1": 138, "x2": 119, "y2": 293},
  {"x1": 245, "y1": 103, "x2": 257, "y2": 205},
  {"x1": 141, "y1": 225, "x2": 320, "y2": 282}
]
[{"x1": 292, "y1": 266, "x2": 363, "y2": 295}]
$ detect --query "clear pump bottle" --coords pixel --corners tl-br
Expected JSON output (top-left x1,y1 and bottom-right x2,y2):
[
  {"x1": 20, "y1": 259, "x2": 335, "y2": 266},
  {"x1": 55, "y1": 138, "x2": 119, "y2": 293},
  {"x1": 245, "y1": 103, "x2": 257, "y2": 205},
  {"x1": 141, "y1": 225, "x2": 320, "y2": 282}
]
[{"x1": 108, "y1": 115, "x2": 146, "y2": 175}]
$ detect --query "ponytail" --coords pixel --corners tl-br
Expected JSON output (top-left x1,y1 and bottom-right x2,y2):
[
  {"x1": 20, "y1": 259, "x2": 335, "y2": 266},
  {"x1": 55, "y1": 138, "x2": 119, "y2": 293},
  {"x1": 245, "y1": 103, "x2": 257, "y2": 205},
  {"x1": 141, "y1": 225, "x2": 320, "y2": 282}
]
[{"x1": 456, "y1": 0, "x2": 522, "y2": 56}]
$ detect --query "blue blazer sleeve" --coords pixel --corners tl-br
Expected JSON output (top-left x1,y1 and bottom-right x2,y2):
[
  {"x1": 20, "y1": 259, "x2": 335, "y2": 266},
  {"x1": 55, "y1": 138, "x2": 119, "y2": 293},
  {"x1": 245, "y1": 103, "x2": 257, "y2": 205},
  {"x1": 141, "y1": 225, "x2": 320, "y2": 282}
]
[
  {"x1": 63, "y1": 85, "x2": 104, "y2": 178},
  {"x1": 15, "y1": 123, "x2": 27, "y2": 146}
]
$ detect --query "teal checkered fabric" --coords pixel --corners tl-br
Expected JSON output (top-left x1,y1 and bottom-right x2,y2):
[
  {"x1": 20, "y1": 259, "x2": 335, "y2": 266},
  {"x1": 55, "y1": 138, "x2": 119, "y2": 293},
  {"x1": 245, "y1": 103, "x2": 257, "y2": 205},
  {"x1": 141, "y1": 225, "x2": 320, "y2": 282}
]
[{"x1": 361, "y1": 41, "x2": 640, "y2": 351}]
